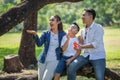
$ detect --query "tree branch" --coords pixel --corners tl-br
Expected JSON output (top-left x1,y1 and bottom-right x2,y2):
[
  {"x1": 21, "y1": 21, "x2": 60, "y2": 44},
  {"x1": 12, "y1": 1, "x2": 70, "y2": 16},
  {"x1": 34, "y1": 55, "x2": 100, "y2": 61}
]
[{"x1": 0, "y1": 0, "x2": 83, "y2": 36}]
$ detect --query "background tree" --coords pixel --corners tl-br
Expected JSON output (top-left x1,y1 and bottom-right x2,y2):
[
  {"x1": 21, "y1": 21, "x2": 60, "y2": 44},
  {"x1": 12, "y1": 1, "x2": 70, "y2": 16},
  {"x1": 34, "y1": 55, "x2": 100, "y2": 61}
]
[
  {"x1": 17, "y1": 0, "x2": 37, "y2": 68},
  {"x1": 18, "y1": 8, "x2": 37, "y2": 68},
  {"x1": 0, "y1": 0, "x2": 120, "y2": 34},
  {"x1": 0, "y1": 0, "x2": 82, "y2": 68},
  {"x1": 80, "y1": 0, "x2": 120, "y2": 26},
  {"x1": 0, "y1": 0, "x2": 82, "y2": 36}
]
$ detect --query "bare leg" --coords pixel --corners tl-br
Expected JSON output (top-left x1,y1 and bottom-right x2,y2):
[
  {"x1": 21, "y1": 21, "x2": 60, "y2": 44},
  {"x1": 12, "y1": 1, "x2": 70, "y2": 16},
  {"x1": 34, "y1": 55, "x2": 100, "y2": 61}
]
[{"x1": 54, "y1": 73, "x2": 61, "y2": 80}]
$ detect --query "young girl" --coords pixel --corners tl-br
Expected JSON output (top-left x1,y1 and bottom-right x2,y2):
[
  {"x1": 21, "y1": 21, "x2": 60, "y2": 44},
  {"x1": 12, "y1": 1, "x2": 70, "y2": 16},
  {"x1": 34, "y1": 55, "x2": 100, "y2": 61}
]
[{"x1": 54, "y1": 22, "x2": 81, "y2": 80}]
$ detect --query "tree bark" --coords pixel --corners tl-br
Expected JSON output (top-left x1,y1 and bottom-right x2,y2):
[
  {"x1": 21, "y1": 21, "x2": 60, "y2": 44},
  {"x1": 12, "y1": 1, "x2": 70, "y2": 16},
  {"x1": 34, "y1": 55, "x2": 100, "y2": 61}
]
[
  {"x1": 3, "y1": 54, "x2": 23, "y2": 73},
  {"x1": 0, "y1": 0, "x2": 83, "y2": 36},
  {"x1": 18, "y1": 11, "x2": 37, "y2": 68}
]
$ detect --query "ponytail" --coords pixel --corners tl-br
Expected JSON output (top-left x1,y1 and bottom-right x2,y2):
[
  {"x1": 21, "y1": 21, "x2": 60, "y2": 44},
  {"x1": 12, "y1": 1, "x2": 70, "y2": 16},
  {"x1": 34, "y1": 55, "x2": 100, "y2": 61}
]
[{"x1": 54, "y1": 15, "x2": 63, "y2": 31}]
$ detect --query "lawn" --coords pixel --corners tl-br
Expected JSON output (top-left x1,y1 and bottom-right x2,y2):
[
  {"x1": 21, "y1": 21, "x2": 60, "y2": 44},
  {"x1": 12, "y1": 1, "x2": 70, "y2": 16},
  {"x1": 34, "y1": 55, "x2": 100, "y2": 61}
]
[{"x1": 0, "y1": 27, "x2": 120, "y2": 79}]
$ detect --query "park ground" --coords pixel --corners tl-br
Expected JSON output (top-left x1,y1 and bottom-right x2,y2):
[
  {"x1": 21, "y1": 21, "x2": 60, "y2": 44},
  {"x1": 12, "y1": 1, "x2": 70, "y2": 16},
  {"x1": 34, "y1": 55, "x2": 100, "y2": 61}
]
[{"x1": 0, "y1": 27, "x2": 120, "y2": 80}]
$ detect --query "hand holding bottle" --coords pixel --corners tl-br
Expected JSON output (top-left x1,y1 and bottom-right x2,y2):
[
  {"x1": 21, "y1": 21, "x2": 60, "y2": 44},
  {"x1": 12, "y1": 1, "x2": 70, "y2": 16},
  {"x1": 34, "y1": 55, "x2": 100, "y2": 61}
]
[{"x1": 73, "y1": 41, "x2": 78, "y2": 49}]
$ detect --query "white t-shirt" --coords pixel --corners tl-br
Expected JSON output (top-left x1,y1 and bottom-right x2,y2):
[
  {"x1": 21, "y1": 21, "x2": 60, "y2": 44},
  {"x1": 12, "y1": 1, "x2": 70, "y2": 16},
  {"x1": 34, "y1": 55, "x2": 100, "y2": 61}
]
[
  {"x1": 61, "y1": 35, "x2": 79, "y2": 57},
  {"x1": 46, "y1": 31, "x2": 59, "y2": 61}
]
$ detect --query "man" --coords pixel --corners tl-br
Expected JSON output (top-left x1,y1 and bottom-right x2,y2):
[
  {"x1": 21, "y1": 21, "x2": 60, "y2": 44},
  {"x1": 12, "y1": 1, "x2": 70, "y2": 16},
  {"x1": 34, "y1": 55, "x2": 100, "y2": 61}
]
[{"x1": 67, "y1": 8, "x2": 106, "y2": 80}]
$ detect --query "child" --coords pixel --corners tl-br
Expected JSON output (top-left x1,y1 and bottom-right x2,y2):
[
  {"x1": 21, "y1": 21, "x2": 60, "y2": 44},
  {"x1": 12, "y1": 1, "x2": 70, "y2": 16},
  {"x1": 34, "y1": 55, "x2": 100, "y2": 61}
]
[{"x1": 54, "y1": 22, "x2": 81, "y2": 80}]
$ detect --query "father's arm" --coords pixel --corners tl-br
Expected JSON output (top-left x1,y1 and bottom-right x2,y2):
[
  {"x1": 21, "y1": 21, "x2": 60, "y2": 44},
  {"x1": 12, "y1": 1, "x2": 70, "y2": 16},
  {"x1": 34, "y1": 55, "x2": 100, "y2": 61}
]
[{"x1": 80, "y1": 26, "x2": 104, "y2": 49}]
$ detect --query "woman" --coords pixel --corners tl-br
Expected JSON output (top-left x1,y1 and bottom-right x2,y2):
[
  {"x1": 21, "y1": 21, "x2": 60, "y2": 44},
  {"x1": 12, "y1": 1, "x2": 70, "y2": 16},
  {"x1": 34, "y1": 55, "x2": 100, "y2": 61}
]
[{"x1": 26, "y1": 15, "x2": 66, "y2": 80}]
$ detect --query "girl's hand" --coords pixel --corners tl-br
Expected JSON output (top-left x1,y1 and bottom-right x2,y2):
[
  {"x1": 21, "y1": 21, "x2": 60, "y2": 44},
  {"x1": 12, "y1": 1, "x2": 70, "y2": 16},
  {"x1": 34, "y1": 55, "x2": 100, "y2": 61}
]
[
  {"x1": 66, "y1": 31, "x2": 71, "y2": 40},
  {"x1": 26, "y1": 30, "x2": 37, "y2": 36},
  {"x1": 74, "y1": 44, "x2": 82, "y2": 50},
  {"x1": 66, "y1": 34, "x2": 70, "y2": 40}
]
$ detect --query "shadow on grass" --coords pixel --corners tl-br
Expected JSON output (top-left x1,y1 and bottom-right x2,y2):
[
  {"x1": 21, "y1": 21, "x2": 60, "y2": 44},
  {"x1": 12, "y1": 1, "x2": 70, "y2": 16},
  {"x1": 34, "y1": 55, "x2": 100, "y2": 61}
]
[
  {"x1": 107, "y1": 58, "x2": 120, "y2": 76},
  {"x1": 0, "y1": 47, "x2": 18, "y2": 57},
  {"x1": 0, "y1": 47, "x2": 43, "y2": 70},
  {"x1": 107, "y1": 58, "x2": 120, "y2": 61}
]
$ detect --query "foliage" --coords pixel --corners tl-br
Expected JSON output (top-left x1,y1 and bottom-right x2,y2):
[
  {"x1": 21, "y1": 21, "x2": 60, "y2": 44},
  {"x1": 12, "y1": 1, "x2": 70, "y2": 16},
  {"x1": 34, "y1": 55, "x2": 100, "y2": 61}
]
[
  {"x1": 37, "y1": 0, "x2": 120, "y2": 29},
  {"x1": 0, "y1": 0, "x2": 22, "y2": 32},
  {"x1": 0, "y1": 0, "x2": 120, "y2": 31},
  {"x1": 0, "y1": 0, "x2": 21, "y2": 13},
  {"x1": 80, "y1": 0, "x2": 120, "y2": 26}
]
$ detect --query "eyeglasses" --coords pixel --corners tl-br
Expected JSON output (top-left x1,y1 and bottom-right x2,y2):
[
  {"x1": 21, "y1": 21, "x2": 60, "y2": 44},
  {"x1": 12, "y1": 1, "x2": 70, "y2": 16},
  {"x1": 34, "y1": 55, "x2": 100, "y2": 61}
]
[
  {"x1": 69, "y1": 25, "x2": 78, "y2": 31},
  {"x1": 49, "y1": 19, "x2": 55, "y2": 21}
]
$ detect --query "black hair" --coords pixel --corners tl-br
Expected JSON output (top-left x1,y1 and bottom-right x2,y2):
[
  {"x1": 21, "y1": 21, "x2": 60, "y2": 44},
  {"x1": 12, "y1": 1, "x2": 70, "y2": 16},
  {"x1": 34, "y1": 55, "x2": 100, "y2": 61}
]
[
  {"x1": 53, "y1": 15, "x2": 63, "y2": 31},
  {"x1": 72, "y1": 22, "x2": 80, "y2": 31},
  {"x1": 84, "y1": 8, "x2": 96, "y2": 20}
]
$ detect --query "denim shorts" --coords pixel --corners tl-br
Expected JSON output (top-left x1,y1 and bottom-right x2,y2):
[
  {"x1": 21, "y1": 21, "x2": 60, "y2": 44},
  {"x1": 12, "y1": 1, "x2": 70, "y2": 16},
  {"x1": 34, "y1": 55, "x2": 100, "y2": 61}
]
[{"x1": 55, "y1": 56, "x2": 72, "y2": 74}]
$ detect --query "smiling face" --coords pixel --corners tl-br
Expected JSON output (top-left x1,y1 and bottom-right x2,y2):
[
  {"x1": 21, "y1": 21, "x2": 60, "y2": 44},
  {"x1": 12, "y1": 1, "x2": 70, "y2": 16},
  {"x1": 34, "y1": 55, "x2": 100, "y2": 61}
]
[
  {"x1": 82, "y1": 11, "x2": 93, "y2": 25},
  {"x1": 49, "y1": 16, "x2": 60, "y2": 30},
  {"x1": 68, "y1": 24, "x2": 79, "y2": 36}
]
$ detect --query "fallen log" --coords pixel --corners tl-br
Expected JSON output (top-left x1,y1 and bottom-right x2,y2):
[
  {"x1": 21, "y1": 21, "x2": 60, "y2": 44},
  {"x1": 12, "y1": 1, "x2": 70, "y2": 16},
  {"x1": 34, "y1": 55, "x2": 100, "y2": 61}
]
[{"x1": 61, "y1": 63, "x2": 120, "y2": 80}]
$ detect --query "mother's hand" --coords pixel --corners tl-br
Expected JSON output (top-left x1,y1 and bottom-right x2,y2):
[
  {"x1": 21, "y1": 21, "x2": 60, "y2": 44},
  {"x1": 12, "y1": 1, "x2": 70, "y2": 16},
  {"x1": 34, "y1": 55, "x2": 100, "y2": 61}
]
[{"x1": 26, "y1": 30, "x2": 37, "y2": 36}]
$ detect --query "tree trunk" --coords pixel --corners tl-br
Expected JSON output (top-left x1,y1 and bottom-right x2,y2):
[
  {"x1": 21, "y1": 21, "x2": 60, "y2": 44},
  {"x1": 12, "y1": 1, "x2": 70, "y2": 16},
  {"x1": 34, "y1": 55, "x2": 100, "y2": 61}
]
[
  {"x1": 0, "y1": 0, "x2": 82, "y2": 36},
  {"x1": 18, "y1": 11, "x2": 37, "y2": 68},
  {"x1": 3, "y1": 54, "x2": 23, "y2": 73}
]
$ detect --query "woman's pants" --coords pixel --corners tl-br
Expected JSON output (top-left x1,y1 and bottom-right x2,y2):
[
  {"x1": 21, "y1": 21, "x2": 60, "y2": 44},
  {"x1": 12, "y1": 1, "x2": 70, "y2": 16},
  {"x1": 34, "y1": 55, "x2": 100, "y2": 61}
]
[{"x1": 38, "y1": 61, "x2": 58, "y2": 80}]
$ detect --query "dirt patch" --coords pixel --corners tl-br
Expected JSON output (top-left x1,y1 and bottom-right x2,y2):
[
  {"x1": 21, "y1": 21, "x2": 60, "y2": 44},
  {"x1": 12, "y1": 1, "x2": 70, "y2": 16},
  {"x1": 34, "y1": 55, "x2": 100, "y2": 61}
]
[{"x1": 0, "y1": 69, "x2": 38, "y2": 80}]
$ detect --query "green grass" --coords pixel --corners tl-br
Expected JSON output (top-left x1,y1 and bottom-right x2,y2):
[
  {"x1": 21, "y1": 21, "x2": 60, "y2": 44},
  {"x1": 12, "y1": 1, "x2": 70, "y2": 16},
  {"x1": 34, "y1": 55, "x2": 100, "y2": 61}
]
[
  {"x1": 0, "y1": 27, "x2": 120, "y2": 79},
  {"x1": 104, "y1": 27, "x2": 120, "y2": 70}
]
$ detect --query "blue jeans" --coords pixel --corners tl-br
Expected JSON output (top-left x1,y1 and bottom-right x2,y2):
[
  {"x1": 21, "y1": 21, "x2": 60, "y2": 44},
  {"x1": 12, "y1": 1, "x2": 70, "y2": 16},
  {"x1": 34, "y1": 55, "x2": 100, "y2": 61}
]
[
  {"x1": 67, "y1": 56, "x2": 106, "y2": 80},
  {"x1": 55, "y1": 56, "x2": 72, "y2": 74}
]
